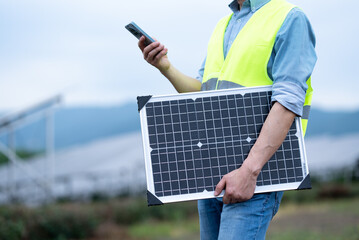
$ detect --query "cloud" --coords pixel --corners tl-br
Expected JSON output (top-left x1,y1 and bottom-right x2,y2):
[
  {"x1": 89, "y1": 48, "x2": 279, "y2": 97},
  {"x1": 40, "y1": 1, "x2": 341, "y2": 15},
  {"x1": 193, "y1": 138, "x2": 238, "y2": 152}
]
[
  {"x1": 0, "y1": 59, "x2": 86, "y2": 108},
  {"x1": 0, "y1": 0, "x2": 358, "y2": 111}
]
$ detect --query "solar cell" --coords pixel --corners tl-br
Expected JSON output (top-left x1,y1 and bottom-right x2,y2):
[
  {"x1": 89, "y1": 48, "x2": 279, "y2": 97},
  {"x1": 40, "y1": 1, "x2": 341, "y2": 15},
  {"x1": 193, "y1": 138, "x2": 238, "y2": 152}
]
[{"x1": 138, "y1": 86, "x2": 311, "y2": 206}]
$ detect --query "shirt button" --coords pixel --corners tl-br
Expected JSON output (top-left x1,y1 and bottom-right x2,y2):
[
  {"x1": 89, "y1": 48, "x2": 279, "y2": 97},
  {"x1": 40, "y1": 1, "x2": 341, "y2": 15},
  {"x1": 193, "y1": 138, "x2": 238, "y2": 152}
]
[{"x1": 237, "y1": 19, "x2": 241, "y2": 23}]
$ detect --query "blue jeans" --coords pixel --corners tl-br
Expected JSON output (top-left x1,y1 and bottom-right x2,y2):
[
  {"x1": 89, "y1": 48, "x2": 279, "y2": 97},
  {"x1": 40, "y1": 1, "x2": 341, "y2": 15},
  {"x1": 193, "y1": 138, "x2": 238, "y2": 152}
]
[{"x1": 198, "y1": 192, "x2": 283, "y2": 240}]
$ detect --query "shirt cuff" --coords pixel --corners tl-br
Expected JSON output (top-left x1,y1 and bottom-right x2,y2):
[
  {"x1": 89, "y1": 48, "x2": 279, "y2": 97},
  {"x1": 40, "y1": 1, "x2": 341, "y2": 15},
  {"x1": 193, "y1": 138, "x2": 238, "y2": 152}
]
[{"x1": 271, "y1": 81, "x2": 306, "y2": 116}]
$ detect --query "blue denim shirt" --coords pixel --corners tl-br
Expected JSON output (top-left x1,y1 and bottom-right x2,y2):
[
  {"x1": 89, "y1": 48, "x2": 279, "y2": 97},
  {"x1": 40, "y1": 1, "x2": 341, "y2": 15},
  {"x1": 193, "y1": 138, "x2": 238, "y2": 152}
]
[{"x1": 197, "y1": 0, "x2": 317, "y2": 116}]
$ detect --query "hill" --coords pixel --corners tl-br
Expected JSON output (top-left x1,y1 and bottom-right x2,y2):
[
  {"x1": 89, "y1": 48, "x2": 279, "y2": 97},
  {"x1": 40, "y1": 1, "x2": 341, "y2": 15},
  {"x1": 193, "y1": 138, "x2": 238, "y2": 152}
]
[
  {"x1": 0, "y1": 103, "x2": 140, "y2": 150},
  {"x1": 0, "y1": 103, "x2": 358, "y2": 151},
  {"x1": 54, "y1": 103, "x2": 139, "y2": 149},
  {"x1": 306, "y1": 108, "x2": 359, "y2": 137}
]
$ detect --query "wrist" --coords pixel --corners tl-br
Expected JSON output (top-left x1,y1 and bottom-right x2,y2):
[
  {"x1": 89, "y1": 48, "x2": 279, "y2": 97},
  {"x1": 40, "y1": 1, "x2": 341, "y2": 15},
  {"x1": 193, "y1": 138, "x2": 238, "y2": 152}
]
[
  {"x1": 242, "y1": 155, "x2": 262, "y2": 177},
  {"x1": 159, "y1": 62, "x2": 172, "y2": 75}
]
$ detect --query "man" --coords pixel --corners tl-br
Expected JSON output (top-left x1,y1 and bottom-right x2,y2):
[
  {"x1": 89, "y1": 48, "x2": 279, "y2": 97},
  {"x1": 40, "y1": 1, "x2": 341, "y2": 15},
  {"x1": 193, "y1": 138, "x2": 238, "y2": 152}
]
[{"x1": 138, "y1": 0, "x2": 316, "y2": 239}]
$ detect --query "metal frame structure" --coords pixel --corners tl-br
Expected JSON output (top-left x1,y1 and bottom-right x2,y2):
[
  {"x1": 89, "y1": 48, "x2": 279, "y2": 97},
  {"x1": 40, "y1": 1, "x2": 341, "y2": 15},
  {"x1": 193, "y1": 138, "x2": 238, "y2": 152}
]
[{"x1": 0, "y1": 95, "x2": 61, "y2": 204}]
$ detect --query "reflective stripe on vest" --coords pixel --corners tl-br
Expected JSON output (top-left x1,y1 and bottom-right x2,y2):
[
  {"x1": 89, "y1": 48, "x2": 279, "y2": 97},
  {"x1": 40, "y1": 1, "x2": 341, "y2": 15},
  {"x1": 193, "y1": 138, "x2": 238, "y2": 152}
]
[{"x1": 202, "y1": 0, "x2": 313, "y2": 136}]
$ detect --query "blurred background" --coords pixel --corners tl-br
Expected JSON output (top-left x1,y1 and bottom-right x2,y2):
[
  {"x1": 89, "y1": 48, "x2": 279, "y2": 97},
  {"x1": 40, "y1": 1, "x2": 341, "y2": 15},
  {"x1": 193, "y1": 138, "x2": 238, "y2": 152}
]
[{"x1": 0, "y1": 0, "x2": 358, "y2": 239}]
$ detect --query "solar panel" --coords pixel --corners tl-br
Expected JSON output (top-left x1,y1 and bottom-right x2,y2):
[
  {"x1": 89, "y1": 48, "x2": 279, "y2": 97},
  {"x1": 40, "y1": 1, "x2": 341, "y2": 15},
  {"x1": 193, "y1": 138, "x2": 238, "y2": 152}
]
[{"x1": 138, "y1": 86, "x2": 311, "y2": 206}]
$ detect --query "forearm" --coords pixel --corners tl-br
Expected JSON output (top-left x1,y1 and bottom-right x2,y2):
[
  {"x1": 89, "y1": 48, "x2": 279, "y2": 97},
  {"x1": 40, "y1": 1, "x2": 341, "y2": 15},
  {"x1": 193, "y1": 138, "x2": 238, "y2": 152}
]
[
  {"x1": 243, "y1": 102, "x2": 296, "y2": 176},
  {"x1": 160, "y1": 64, "x2": 202, "y2": 93}
]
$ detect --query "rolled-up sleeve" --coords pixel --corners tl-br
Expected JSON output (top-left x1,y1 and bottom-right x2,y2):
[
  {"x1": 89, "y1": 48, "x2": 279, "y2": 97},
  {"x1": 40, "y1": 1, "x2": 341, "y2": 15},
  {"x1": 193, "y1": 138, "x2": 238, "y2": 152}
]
[{"x1": 270, "y1": 8, "x2": 317, "y2": 116}]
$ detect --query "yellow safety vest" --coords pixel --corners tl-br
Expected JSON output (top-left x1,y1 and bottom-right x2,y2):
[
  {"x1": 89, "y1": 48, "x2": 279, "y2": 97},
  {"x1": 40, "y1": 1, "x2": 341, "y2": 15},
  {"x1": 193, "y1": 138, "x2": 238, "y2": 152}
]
[{"x1": 202, "y1": 0, "x2": 312, "y2": 135}]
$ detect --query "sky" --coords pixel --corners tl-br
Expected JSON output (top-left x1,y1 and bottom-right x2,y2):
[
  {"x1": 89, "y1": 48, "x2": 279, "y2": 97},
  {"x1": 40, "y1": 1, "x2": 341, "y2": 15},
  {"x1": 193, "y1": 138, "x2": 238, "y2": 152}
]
[{"x1": 0, "y1": 0, "x2": 358, "y2": 113}]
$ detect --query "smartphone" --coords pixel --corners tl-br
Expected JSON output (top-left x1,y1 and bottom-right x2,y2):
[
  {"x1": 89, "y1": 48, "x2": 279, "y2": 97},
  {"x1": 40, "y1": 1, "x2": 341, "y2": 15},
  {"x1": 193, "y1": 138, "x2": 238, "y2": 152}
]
[{"x1": 125, "y1": 22, "x2": 155, "y2": 46}]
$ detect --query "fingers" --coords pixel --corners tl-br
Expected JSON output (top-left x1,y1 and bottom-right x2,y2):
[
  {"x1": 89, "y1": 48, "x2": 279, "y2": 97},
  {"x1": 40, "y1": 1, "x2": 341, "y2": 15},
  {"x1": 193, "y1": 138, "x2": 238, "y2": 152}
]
[
  {"x1": 223, "y1": 190, "x2": 237, "y2": 204},
  {"x1": 154, "y1": 48, "x2": 168, "y2": 62},
  {"x1": 145, "y1": 43, "x2": 164, "y2": 62},
  {"x1": 142, "y1": 43, "x2": 166, "y2": 66},
  {"x1": 222, "y1": 194, "x2": 233, "y2": 205},
  {"x1": 223, "y1": 190, "x2": 253, "y2": 204},
  {"x1": 138, "y1": 36, "x2": 169, "y2": 68},
  {"x1": 138, "y1": 36, "x2": 159, "y2": 51},
  {"x1": 214, "y1": 177, "x2": 226, "y2": 196}
]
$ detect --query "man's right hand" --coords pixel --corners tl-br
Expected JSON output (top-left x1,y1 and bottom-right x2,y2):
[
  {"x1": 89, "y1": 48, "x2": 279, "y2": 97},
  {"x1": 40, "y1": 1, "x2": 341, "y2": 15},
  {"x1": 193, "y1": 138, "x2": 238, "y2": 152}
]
[
  {"x1": 138, "y1": 35, "x2": 201, "y2": 94},
  {"x1": 138, "y1": 36, "x2": 170, "y2": 73}
]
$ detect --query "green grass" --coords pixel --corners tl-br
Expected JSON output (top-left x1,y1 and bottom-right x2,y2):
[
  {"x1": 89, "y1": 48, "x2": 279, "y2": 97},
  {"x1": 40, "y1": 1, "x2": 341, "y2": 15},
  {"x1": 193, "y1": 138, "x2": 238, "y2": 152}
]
[
  {"x1": 0, "y1": 149, "x2": 43, "y2": 165},
  {"x1": 0, "y1": 151, "x2": 9, "y2": 164},
  {"x1": 267, "y1": 227, "x2": 359, "y2": 240},
  {"x1": 127, "y1": 197, "x2": 359, "y2": 240},
  {"x1": 1, "y1": 187, "x2": 359, "y2": 240},
  {"x1": 267, "y1": 197, "x2": 359, "y2": 240},
  {"x1": 129, "y1": 220, "x2": 199, "y2": 240}
]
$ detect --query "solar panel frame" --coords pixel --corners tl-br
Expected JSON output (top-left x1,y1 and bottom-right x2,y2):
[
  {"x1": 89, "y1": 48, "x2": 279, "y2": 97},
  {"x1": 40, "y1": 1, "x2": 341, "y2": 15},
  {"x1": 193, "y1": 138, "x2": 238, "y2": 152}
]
[{"x1": 138, "y1": 86, "x2": 310, "y2": 206}]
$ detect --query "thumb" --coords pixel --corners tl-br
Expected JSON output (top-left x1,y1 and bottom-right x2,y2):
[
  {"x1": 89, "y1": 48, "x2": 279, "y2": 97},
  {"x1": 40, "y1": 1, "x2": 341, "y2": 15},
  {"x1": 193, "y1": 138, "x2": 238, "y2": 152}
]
[
  {"x1": 214, "y1": 177, "x2": 226, "y2": 196},
  {"x1": 138, "y1": 36, "x2": 146, "y2": 51}
]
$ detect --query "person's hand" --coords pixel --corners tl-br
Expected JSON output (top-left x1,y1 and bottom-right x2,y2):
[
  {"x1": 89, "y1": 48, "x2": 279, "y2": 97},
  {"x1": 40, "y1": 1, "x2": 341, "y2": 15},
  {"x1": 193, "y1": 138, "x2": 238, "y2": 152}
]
[
  {"x1": 138, "y1": 36, "x2": 170, "y2": 73},
  {"x1": 214, "y1": 162, "x2": 259, "y2": 204}
]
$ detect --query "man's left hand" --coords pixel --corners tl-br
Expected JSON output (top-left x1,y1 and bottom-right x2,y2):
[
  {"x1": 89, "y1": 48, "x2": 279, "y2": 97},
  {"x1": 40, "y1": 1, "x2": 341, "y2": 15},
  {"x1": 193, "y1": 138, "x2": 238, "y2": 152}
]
[{"x1": 214, "y1": 162, "x2": 258, "y2": 204}]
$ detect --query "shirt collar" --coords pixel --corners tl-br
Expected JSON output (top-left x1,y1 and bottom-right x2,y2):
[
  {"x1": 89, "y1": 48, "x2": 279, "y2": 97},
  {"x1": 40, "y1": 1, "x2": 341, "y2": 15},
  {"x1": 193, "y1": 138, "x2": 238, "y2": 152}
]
[{"x1": 228, "y1": 0, "x2": 270, "y2": 13}]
